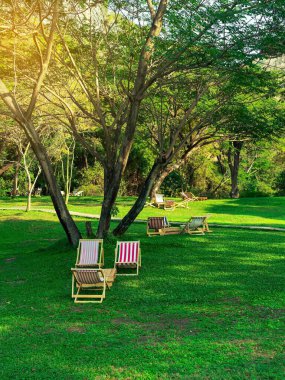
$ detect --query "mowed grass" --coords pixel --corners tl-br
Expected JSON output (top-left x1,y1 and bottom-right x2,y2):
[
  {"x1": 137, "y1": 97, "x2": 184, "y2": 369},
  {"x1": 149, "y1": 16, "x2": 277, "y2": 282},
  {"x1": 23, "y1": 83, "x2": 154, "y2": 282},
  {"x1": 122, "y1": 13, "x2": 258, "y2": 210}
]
[
  {"x1": 1, "y1": 195, "x2": 285, "y2": 228},
  {"x1": 0, "y1": 209, "x2": 284, "y2": 379}
]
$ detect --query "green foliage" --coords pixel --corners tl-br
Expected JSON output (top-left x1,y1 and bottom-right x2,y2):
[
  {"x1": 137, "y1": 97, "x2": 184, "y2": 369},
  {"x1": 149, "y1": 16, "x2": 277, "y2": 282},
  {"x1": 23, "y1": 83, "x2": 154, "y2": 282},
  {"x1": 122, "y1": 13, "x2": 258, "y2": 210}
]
[
  {"x1": 77, "y1": 163, "x2": 104, "y2": 196},
  {"x1": 274, "y1": 170, "x2": 285, "y2": 195},
  {"x1": 0, "y1": 177, "x2": 10, "y2": 196},
  {"x1": 110, "y1": 204, "x2": 119, "y2": 217}
]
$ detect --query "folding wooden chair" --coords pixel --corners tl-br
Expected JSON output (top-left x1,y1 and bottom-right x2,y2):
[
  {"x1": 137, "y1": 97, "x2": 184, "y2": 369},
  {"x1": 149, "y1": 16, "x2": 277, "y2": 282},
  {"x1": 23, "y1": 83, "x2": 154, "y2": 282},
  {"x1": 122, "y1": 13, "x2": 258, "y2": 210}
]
[
  {"x1": 153, "y1": 193, "x2": 165, "y2": 208},
  {"x1": 147, "y1": 217, "x2": 169, "y2": 236},
  {"x1": 147, "y1": 217, "x2": 182, "y2": 236},
  {"x1": 181, "y1": 216, "x2": 210, "y2": 235},
  {"x1": 71, "y1": 268, "x2": 108, "y2": 303},
  {"x1": 114, "y1": 241, "x2": 141, "y2": 276},
  {"x1": 75, "y1": 239, "x2": 104, "y2": 268},
  {"x1": 183, "y1": 191, "x2": 208, "y2": 201}
]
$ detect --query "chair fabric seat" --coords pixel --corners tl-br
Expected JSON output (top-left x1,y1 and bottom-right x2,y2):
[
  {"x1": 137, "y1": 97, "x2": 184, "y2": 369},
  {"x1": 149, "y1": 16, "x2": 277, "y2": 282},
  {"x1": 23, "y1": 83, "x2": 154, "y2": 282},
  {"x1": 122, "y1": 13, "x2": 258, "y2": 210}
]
[
  {"x1": 115, "y1": 241, "x2": 141, "y2": 275},
  {"x1": 73, "y1": 269, "x2": 104, "y2": 284}
]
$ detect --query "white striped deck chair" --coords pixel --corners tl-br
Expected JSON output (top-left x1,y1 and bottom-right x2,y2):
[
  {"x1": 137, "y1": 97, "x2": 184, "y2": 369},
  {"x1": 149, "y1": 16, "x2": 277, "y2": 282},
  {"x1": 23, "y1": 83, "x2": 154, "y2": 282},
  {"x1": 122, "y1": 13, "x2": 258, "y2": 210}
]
[
  {"x1": 71, "y1": 268, "x2": 107, "y2": 303},
  {"x1": 75, "y1": 239, "x2": 104, "y2": 268},
  {"x1": 181, "y1": 216, "x2": 210, "y2": 235},
  {"x1": 154, "y1": 193, "x2": 165, "y2": 208},
  {"x1": 114, "y1": 241, "x2": 141, "y2": 276}
]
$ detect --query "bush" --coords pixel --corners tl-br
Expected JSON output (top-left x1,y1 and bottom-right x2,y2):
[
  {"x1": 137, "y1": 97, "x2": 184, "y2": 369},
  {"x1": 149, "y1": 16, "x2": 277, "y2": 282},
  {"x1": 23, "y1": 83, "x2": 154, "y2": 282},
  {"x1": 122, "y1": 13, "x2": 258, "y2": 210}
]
[
  {"x1": 273, "y1": 170, "x2": 285, "y2": 195},
  {"x1": 0, "y1": 177, "x2": 10, "y2": 196},
  {"x1": 77, "y1": 163, "x2": 104, "y2": 195},
  {"x1": 240, "y1": 177, "x2": 274, "y2": 197}
]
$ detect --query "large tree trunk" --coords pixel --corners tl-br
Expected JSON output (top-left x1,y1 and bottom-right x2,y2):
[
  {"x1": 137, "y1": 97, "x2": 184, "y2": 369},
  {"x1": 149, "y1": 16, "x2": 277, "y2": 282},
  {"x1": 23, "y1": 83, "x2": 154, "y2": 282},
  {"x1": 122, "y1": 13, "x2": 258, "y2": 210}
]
[
  {"x1": 97, "y1": 163, "x2": 123, "y2": 237},
  {"x1": 95, "y1": 3, "x2": 168, "y2": 237},
  {"x1": 228, "y1": 141, "x2": 243, "y2": 199},
  {"x1": 26, "y1": 121, "x2": 81, "y2": 245},
  {"x1": 113, "y1": 162, "x2": 163, "y2": 236},
  {"x1": 96, "y1": 97, "x2": 143, "y2": 237},
  {"x1": 149, "y1": 162, "x2": 181, "y2": 199}
]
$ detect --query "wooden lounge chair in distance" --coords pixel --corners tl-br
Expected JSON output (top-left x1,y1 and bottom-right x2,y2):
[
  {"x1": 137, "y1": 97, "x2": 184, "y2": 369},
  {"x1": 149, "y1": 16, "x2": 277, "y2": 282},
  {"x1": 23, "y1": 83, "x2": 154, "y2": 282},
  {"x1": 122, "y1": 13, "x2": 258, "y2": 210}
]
[
  {"x1": 114, "y1": 241, "x2": 141, "y2": 275},
  {"x1": 181, "y1": 216, "x2": 210, "y2": 235},
  {"x1": 172, "y1": 192, "x2": 191, "y2": 208},
  {"x1": 147, "y1": 216, "x2": 181, "y2": 236},
  {"x1": 154, "y1": 194, "x2": 176, "y2": 210},
  {"x1": 182, "y1": 191, "x2": 208, "y2": 201},
  {"x1": 71, "y1": 268, "x2": 110, "y2": 303},
  {"x1": 153, "y1": 193, "x2": 165, "y2": 208},
  {"x1": 71, "y1": 189, "x2": 84, "y2": 196},
  {"x1": 75, "y1": 239, "x2": 104, "y2": 268}
]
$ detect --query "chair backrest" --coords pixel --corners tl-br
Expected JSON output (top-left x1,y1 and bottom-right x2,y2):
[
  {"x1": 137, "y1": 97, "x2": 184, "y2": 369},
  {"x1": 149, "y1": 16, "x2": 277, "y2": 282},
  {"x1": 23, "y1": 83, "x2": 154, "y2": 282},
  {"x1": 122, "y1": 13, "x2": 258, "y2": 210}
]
[
  {"x1": 72, "y1": 269, "x2": 104, "y2": 284},
  {"x1": 155, "y1": 194, "x2": 164, "y2": 204},
  {"x1": 148, "y1": 217, "x2": 169, "y2": 230},
  {"x1": 116, "y1": 241, "x2": 140, "y2": 263},
  {"x1": 188, "y1": 216, "x2": 206, "y2": 229},
  {"x1": 181, "y1": 191, "x2": 188, "y2": 200},
  {"x1": 76, "y1": 239, "x2": 102, "y2": 266}
]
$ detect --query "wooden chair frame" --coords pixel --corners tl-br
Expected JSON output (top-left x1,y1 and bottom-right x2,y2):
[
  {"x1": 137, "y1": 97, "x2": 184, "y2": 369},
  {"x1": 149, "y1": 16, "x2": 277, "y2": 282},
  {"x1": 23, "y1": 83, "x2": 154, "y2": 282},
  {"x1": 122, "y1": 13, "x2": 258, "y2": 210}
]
[
  {"x1": 181, "y1": 216, "x2": 211, "y2": 235},
  {"x1": 75, "y1": 239, "x2": 104, "y2": 268},
  {"x1": 153, "y1": 193, "x2": 165, "y2": 208},
  {"x1": 184, "y1": 191, "x2": 208, "y2": 201},
  {"x1": 114, "y1": 241, "x2": 141, "y2": 276},
  {"x1": 147, "y1": 217, "x2": 182, "y2": 236},
  {"x1": 71, "y1": 268, "x2": 108, "y2": 303}
]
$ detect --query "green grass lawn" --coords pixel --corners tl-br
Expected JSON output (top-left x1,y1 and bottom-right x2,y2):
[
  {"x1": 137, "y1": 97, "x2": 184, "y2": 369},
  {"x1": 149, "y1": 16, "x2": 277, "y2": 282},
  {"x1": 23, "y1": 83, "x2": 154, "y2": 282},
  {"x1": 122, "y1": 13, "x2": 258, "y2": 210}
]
[
  {"x1": 0, "y1": 206, "x2": 284, "y2": 379},
  {"x1": 1, "y1": 195, "x2": 285, "y2": 228}
]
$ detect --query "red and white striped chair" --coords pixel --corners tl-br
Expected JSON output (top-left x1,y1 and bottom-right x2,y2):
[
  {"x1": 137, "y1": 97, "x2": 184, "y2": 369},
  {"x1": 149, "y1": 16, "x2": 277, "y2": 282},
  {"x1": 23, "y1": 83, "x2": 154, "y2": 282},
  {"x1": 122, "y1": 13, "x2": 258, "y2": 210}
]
[
  {"x1": 71, "y1": 268, "x2": 107, "y2": 303},
  {"x1": 114, "y1": 241, "x2": 141, "y2": 276},
  {"x1": 75, "y1": 239, "x2": 104, "y2": 268}
]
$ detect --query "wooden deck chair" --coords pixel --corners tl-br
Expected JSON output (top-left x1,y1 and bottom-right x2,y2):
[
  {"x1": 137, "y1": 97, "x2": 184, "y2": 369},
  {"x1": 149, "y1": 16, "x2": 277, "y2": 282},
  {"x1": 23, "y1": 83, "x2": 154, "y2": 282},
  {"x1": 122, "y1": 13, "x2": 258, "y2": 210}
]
[
  {"x1": 154, "y1": 193, "x2": 165, "y2": 208},
  {"x1": 71, "y1": 189, "x2": 83, "y2": 196},
  {"x1": 71, "y1": 268, "x2": 115, "y2": 303},
  {"x1": 181, "y1": 216, "x2": 209, "y2": 235},
  {"x1": 114, "y1": 241, "x2": 141, "y2": 275},
  {"x1": 75, "y1": 239, "x2": 104, "y2": 268},
  {"x1": 184, "y1": 191, "x2": 208, "y2": 201},
  {"x1": 147, "y1": 217, "x2": 182, "y2": 236},
  {"x1": 147, "y1": 216, "x2": 169, "y2": 236},
  {"x1": 172, "y1": 192, "x2": 191, "y2": 208},
  {"x1": 154, "y1": 194, "x2": 176, "y2": 210}
]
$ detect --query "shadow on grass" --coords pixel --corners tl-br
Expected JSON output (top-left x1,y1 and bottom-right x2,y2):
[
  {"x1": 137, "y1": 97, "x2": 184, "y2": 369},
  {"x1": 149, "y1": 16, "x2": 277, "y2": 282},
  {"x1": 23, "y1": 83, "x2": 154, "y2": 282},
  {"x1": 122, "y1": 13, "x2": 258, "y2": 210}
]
[
  {"x1": 202, "y1": 197, "x2": 285, "y2": 224},
  {"x1": 0, "y1": 212, "x2": 284, "y2": 379}
]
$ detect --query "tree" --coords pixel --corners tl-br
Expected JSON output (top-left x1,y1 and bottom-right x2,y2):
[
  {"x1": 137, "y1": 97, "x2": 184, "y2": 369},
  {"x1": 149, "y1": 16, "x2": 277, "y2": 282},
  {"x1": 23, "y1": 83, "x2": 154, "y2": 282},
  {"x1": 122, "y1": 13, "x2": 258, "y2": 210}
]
[
  {"x1": 53, "y1": 0, "x2": 285, "y2": 236},
  {"x1": 0, "y1": 0, "x2": 81, "y2": 245},
  {"x1": 217, "y1": 69, "x2": 285, "y2": 198}
]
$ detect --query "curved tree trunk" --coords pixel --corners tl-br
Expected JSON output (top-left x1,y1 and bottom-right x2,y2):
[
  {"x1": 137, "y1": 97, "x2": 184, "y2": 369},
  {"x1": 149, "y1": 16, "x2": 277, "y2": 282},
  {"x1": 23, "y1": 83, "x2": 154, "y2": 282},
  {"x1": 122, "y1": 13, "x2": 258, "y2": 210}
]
[
  {"x1": 227, "y1": 141, "x2": 243, "y2": 199},
  {"x1": 113, "y1": 162, "x2": 163, "y2": 236},
  {"x1": 0, "y1": 163, "x2": 13, "y2": 176},
  {"x1": 149, "y1": 162, "x2": 182, "y2": 199},
  {"x1": 26, "y1": 122, "x2": 81, "y2": 246}
]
